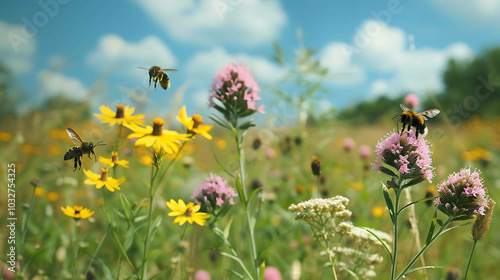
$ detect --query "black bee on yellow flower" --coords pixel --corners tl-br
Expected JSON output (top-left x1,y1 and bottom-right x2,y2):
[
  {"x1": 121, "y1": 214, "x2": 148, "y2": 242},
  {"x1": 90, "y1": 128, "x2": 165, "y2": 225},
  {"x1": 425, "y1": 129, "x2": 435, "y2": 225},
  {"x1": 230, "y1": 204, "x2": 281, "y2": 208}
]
[
  {"x1": 64, "y1": 128, "x2": 105, "y2": 171},
  {"x1": 139, "y1": 66, "x2": 178, "y2": 90},
  {"x1": 396, "y1": 104, "x2": 440, "y2": 138}
]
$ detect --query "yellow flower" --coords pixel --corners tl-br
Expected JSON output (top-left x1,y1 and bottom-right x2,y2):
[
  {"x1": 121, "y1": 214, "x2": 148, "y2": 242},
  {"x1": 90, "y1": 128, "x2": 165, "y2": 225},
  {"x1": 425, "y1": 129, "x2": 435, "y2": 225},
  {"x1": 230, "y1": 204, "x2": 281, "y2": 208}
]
[
  {"x1": 94, "y1": 104, "x2": 145, "y2": 129},
  {"x1": 33, "y1": 187, "x2": 45, "y2": 197},
  {"x1": 46, "y1": 191, "x2": 60, "y2": 202},
  {"x1": 176, "y1": 106, "x2": 213, "y2": 140},
  {"x1": 0, "y1": 131, "x2": 13, "y2": 142},
  {"x1": 84, "y1": 168, "x2": 125, "y2": 192},
  {"x1": 166, "y1": 199, "x2": 210, "y2": 226},
  {"x1": 21, "y1": 144, "x2": 41, "y2": 155},
  {"x1": 371, "y1": 206, "x2": 387, "y2": 218},
  {"x1": 215, "y1": 137, "x2": 227, "y2": 149},
  {"x1": 127, "y1": 118, "x2": 190, "y2": 154},
  {"x1": 99, "y1": 151, "x2": 129, "y2": 168},
  {"x1": 61, "y1": 205, "x2": 94, "y2": 219}
]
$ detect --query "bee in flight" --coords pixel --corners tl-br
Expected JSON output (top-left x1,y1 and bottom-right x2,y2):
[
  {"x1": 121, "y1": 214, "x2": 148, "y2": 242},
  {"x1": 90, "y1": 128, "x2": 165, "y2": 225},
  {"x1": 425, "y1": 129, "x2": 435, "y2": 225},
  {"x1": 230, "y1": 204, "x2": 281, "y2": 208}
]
[
  {"x1": 396, "y1": 104, "x2": 440, "y2": 138},
  {"x1": 138, "y1": 66, "x2": 178, "y2": 90},
  {"x1": 64, "y1": 128, "x2": 105, "y2": 171}
]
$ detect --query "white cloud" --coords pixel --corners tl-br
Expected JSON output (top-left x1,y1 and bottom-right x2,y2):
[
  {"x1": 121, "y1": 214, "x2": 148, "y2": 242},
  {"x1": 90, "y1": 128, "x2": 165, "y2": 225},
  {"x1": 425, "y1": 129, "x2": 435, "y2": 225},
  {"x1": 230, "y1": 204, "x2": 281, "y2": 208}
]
[
  {"x1": 319, "y1": 42, "x2": 365, "y2": 85},
  {"x1": 322, "y1": 20, "x2": 474, "y2": 97},
  {"x1": 86, "y1": 34, "x2": 176, "y2": 79},
  {"x1": 185, "y1": 47, "x2": 286, "y2": 87},
  {"x1": 134, "y1": 0, "x2": 286, "y2": 47},
  {"x1": 39, "y1": 71, "x2": 88, "y2": 101},
  {"x1": 433, "y1": 0, "x2": 500, "y2": 25},
  {"x1": 0, "y1": 21, "x2": 36, "y2": 74}
]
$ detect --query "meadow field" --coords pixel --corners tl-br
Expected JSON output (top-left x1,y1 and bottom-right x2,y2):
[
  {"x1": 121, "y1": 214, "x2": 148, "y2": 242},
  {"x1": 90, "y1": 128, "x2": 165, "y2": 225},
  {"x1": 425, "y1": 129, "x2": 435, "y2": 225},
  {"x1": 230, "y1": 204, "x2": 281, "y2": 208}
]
[{"x1": 1, "y1": 80, "x2": 499, "y2": 279}]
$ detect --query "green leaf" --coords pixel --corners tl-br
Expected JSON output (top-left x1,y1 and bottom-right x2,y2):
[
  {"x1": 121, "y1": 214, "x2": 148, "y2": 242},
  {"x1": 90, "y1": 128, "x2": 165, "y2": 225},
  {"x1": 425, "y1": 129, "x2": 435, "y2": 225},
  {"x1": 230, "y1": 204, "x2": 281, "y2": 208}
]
[
  {"x1": 238, "y1": 119, "x2": 256, "y2": 130},
  {"x1": 379, "y1": 161, "x2": 401, "y2": 178},
  {"x1": 382, "y1": 183, "x2": 395, "y2": 223},
  {"x1": 398, "y1": 196, "x2": 437, "y2": 215},
  {"x1": 123, "y1": 227, "x2": 134, "y2": 251},
  {"x1": 224, "y1": 217, "x2": 233, "y2": 240},
  {"x1": 425, "y1": 211, "x2": 438, "y2": 245},
  {"x1": 247, "y1": 187, "x2": 261, "y2": 205},
  {"x1": 272, "y1": 42, "x2": 285, "y2": 65},
  {"x1": 210, "y1": 115, "x2": 231, "y2": 130},
  {"x1": 364, "y1": 228, "x2": 393, "y2": 262},
  {"x1": 235, "y1": 175, "x2": 247, "y2": 211},
  {"x1": 405, "y1": 265, "x2": 444, "y2": 275},
  {"x1": 212, "y1": 150, "x2": 236, "y2": 179},
  {"x1": 94, "y1": 256, "x2": 113, "y2": 279}
]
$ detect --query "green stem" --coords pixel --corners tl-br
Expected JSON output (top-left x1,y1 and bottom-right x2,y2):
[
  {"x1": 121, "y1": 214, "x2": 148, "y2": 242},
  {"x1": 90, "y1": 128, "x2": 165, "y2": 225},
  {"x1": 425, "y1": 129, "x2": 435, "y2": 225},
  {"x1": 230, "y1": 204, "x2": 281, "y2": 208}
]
[
  {"x1": 395, "y1": 217, "x2": 453, "y2": 280},
  {"x1": 464, "y1": 241, "x2": 477, "y2": 280},
  {"x1": 234, "y1": 130, "x2": 259, "y2": 278},
  {"x1": 212, "y1": 226, "x2": 254, "y2": 280},
  {"x1": 20, "y1": 186, "x2": 36, "y2": 274},
  {"x1": 84, "y1": 224, "x2": 111, "y2": 277},
  {"x1": 141, "y1": 164, "x2": 159, "y2": 280},
  {"x1": 102, "y1": 189, "x2": 136, "y2": 275},
  {"x1": 391, "y1": 188, "x2": 401, "y2": 280},
  {"x1": 156, "y1": 141, "x2": 189, "y2": 194},
  {"x1": 315, "y1": 175, "x2": 320, "y2": 198},
  {"x1": 72, "y1": 220, "x2": 78, "y2": 280}
]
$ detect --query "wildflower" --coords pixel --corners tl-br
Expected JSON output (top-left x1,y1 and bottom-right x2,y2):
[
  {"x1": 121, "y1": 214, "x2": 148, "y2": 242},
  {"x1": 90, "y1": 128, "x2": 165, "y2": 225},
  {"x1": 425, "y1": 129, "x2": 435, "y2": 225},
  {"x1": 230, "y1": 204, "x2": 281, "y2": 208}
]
[
  {"x1": 373, "y1": 130, "x2": 434, "y2": 186},
  {"x1": 192, "y1": 173, "x2": 238, "y2": 217},
  {"x1": 94, "y1": 104, "x2": 145, "y2": 129},
  {"x1": 194, "y1": 270, "x2": 211, "y2": 280},
  {"x1": 425, "y1": 185, "x2": 437, "y2": 207},
  {"x1": 31, "y1": 178, "x2": 41, "y2": 187},
  {"x1": 472, "y1": 199, "x2": 495, "y2": 241},
  {"x1": 60, "y1": 205, "x2": 94, "y2": 219},
  {"x1": 435, "y1": 168, "x2": 490, "y2": 220},
  {"x1": 0, "y1": 131, "x2": 12, "y2": 142},
  {"x1": 371, "y1": 206, "x2": 386, "y2": 218},
  {"x1": 166, "y1": 199, "x2": 210, "y2": 226},
  {"x1": 127, "y1": 118, "x2": 190, "y2": 154},
  {"x1": 84, "y1": 168, "x2": 125, "y2": 192},
  {"x1": 358, "y1": 145, "x2": 372, "y2": 159},
  {"x1": 265, "y1": 148, "x2": 276, "y2": 159},
  {"x1": 46, "y1": 191, "x2": 59, "y2": 202},
  {"x1": 311, "y1": 156, "x2": 322, "y2": 176},
  {"x1": 289, "y1": 196, "x2": 350, "y2": 223},
  {"x1": 404, "y1": 93, "x2": 419, "y2": 108},
  {"x1": 215, "y1": 137, "x2": 227, "y2": 149},
  {"x1": 263, "y1": 266, "x2": 282, "y2": 280},
  {"x1": 252, "y1": 136, "x2": 262, "y2": 150},
  {"x1": 99, "y1": 151, "x2": 129, "y2": 168},
  {"x1": 343, "y1": 137, "x2": 355, "y2": 152},
  {"x1": 211, "y1": 60, "x2": 264, "y2": 120},
  {"x1": 176, "y1": 106, "x2": 213, "y2": 140},
  {"x1": 21, "y1": 144, "x2": 41, "y2": 155}
]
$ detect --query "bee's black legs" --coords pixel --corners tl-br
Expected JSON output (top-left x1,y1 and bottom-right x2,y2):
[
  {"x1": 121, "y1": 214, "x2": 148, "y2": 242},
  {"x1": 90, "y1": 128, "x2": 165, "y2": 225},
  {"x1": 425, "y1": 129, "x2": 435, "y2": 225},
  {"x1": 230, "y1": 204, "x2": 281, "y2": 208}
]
[
  {"x1": 78, "y1": 158, "x2": 82, "y2": 170},
  {"x1": 73, "y1": 157, "x2": 78, "y2": 172},
  {"x1": 149, "y1": 77, "x2": 151, "y2": 87},
  {"x1": 400, "y1": 123, "x2": 406, "y2": 135}
]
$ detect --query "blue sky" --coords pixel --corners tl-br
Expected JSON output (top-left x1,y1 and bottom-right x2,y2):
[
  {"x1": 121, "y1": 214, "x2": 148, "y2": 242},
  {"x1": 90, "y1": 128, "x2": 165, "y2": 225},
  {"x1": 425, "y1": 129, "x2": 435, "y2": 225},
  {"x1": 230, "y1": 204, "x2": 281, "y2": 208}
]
[{"x1": 1, "y1": 0, "x2": 500, "y2": 118}]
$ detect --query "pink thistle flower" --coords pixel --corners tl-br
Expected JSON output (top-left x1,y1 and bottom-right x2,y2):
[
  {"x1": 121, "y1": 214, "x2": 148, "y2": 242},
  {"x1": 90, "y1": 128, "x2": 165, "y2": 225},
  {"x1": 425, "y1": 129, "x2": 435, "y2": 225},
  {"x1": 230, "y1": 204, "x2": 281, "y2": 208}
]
[
  {"x1": 358, "y1": 145, "x2": 372, "y2": 159},
  {"x1": 211, "y1": 60, "x2": 264, "y2": 116},
  {"x1": 435, "y1": 167, "x2": 490, "y2": 220},
  {"x1": 263, "y1": 266, "x2": 282, "y2": 280},
  {"x1": 373, "y1": 130, "x2": 434, "y2": 187},
  {"x1": 194, "y1": 270, "x2": 211, "y2": 280},
  {"x1": 404, "y1": 93, "x2": 420, "y2": 108},
  {"x1": 343, "y1": 137, "x2": 355, "y2": 152},
  {"x1": 192, "y1": 173, "x2": 238, "y2": 217}
]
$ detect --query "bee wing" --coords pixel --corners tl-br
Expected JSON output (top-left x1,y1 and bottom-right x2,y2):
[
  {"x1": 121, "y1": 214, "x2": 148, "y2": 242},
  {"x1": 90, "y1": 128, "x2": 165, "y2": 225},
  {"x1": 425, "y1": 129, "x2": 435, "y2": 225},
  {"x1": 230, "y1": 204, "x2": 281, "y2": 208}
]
[
  {"x1": 162, "y1": 69, "x2": 178, "y2": 72},
  {"x1": 400, "y1": 104, "x2": 410, "y2": 112},
  {"x1": 66, "y1": 128, "x2": 84, "y2": 145},
  {"x1": 415, "y1": 109, "x2": 440, "y2": 119},
  {"x1": 138, "y1": 67, "x2": 149, "y2": 70}
]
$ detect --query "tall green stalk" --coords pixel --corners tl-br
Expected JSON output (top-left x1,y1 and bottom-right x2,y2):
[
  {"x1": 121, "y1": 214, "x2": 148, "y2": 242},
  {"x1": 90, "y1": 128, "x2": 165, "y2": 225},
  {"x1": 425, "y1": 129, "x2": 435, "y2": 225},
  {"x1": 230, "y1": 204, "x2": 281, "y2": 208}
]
[
  {"x1": 20, "y1": 185, "x2": 36, "y2": 275},
  {"x1": 390, "y1": 188, "x2": 401, "y2": 280},
  {"x1": 234, "y1": 129, "x2": 259, "y2": 278}
]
